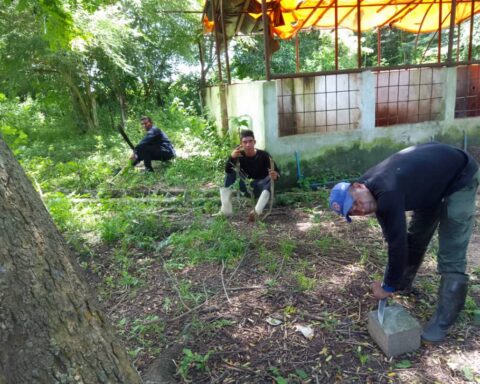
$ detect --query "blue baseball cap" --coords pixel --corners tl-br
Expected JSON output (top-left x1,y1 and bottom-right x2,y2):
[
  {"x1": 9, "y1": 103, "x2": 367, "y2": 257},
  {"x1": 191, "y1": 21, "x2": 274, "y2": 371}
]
[{"x1": 329, "y1": 182, "x2": 353, "y2": 222}]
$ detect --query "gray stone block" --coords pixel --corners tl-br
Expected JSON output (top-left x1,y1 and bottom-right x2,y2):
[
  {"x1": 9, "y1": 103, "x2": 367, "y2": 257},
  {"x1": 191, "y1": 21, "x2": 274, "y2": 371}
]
[{"x1": 367, "y1": 304, "x2": 421, "y2": 357}]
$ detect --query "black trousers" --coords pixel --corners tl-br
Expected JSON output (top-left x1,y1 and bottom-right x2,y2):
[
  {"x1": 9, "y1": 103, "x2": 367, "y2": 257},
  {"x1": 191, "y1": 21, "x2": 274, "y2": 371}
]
[
  {"x1": 224, "y1": 172, "x2": 271, "y2": 199},
  {"x1": 135, "y1": 145, "x2": 174, "y2": 171}
]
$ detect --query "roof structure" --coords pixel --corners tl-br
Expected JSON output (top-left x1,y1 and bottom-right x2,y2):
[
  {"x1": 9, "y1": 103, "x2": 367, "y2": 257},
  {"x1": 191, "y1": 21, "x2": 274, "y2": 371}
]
[{"x1": 203, "y1": 0, "x2": 480, "y2": 40}]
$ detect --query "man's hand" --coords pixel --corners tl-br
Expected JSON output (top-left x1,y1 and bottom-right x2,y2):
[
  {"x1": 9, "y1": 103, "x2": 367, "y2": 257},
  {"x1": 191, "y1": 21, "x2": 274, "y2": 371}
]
[
  {"x1": 371, "y1": 281, "x2": 393, "y2": 299},
  {"x1": 269, "y1": 168, "x2": 279, "y2": 181},
  {"x1": 231, "y1": 145, "x2": 243, "y2": 159}
]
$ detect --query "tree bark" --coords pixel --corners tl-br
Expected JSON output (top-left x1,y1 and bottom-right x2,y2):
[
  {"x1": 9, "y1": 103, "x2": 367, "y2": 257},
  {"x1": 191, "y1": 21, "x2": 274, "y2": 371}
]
[{"x1": 0, "y1": 139, "x2": 141, "y2": 383}]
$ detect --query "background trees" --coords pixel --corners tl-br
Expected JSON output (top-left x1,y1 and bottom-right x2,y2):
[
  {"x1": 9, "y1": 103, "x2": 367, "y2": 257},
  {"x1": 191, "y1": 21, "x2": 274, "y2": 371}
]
[{"x1": 0, "y1": 0, "x2": 202, "y2": 134}]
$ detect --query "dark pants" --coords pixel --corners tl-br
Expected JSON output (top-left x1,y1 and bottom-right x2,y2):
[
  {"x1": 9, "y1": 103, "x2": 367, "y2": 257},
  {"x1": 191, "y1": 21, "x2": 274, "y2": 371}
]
[
  {"x1": 135, "y1": 145, "x2": 174, "y2": 171},
  {"x1": 406, "y1": 171, "x2": 479, "y2": 275},
  {"x1": 224, "y1": 172, "x2": 271, "y2": 199}
]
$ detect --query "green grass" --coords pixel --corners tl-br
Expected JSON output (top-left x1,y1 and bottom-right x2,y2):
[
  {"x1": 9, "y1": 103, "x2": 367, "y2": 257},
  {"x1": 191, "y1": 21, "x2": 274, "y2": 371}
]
[{"x1": 165, "y1": 216, "x2": 247, "y2": 267}]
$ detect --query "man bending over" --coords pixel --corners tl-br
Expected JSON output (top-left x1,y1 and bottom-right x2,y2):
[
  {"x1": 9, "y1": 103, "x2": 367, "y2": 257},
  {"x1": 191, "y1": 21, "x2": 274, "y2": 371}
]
[{"x1": 329, "y1": 142, "x2": 479, "y2": 343}]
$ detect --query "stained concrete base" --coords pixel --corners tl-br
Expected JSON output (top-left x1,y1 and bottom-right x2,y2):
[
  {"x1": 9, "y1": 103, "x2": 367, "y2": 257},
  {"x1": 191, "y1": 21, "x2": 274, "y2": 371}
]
[
  {"x1": 367, "y1": 305, "x2": 421, "y2": 357},
  {"x1": 474, "y1": 309, "x2": 480, "y2": 326}
]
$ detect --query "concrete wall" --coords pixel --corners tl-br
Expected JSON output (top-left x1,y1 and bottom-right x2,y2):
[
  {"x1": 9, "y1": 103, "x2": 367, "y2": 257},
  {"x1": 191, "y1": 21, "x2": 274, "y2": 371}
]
[
  {"x1": 206, "y1": 67, "x2": 480, "y2": 187},
  {"x1": 205, "y1": 82, "x2": 269, "y2": 149}
]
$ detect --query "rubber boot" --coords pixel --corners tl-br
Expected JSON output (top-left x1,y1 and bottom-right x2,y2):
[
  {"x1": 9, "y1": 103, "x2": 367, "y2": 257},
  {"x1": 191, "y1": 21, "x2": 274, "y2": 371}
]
[
  {"x1": 422, "y1": 273, "x2": 469, "y2": 343},
  {"x1": 248, "y1": 190, "x2": 270, "y2": 222},
  {"x1": 219, "y1": 187, "x2": 233, "y2": 216}
]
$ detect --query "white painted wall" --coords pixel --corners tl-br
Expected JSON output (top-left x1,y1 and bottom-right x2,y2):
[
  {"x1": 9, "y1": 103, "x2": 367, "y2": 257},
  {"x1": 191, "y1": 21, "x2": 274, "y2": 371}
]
[{"x1": 205, "y1": 67, "x2": 480, "y2": 163}]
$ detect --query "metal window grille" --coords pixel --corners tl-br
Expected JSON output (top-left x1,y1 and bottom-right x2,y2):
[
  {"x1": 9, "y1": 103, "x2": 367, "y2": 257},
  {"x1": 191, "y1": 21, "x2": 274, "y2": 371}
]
[
  {"x1": 455, "y1": 64, "x2": 480, "y2": 118},
  {"x1": 277, "y1": 73, "x2": 361, "y2": 137},
  {"x1": 374, "y1": 67, "x2": 444, "y2": 127}
]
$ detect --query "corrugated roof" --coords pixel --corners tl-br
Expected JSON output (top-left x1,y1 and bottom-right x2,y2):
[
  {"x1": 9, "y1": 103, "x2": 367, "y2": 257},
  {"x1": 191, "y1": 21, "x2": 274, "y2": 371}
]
[{"x1": 204, "y1": 0, "x2": 480, "y2": 40}]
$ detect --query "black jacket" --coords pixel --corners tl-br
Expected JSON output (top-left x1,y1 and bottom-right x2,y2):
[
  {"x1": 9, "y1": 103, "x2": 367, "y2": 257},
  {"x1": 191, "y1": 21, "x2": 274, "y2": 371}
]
[
  {"x1": 225, "y1": 149, "x2": 279, "y2": 179},
  {"x1": 359, "y1": 142, "x2": 478, "y2": 288},
  {"x1": 135, "y1": 126, "x2": 175, "y2": 156}
]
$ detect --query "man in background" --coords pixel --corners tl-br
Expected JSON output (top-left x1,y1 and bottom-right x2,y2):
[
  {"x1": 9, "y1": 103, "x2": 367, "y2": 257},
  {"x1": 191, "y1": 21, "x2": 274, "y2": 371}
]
[{"x1": 130, "y1": 116, "x2": 175, "y2": 172}]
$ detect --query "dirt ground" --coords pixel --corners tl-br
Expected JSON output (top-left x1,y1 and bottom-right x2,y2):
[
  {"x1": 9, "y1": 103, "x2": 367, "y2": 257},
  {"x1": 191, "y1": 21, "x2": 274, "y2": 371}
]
[{"x1": 84, "y1": 189, "x2": 480, "y2": 384}]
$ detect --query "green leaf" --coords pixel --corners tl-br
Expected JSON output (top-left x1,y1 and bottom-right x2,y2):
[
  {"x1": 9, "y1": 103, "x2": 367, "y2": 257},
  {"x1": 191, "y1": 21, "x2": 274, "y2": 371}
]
[
  {"x1": 295, "y1": 369, "x2": 309, "y2": 379},
  {"x1": 463, "y1": 367, "x2": 474, "y2": 381},
  {"x1": 395, "y1": 360, "x2": 412, "y2": 369}
]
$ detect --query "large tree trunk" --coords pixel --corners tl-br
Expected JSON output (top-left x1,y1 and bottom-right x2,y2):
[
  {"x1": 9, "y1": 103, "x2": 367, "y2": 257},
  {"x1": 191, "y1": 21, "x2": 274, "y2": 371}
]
[{"x1": 0, "y1": 139, "x2": 141, "y2": 383}]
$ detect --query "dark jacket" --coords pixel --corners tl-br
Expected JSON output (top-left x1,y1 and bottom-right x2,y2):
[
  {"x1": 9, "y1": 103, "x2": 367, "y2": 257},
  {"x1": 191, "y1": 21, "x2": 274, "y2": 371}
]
[
  {"x1": 359, "y1": 142, "x2": 478, "y2": 288},
  {"x1": 225, "y1": 149, "x2": 279, "y2": 179},
  {"x1": 135, "y1": 126, "x2": 175, "y2": 156}
]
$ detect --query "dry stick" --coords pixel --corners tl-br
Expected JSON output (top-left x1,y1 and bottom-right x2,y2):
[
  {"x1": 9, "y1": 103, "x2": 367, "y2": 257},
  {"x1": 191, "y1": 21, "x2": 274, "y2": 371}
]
[
  {"x1": 107, "y1": 289, "x2": 130, "y2": 316},
  {"x1": 221, "y1": 259, "x2": 232, "y2": 304},
  {"x1": 262, "y1": 156, "x2": 275, "y2": 220},
  {"x1": 166, "y1": 294, "x2": 222, "y2": 323},
  {"x1": 147, "y1": 245, "x2": 261, "y2": 325},
  {"x1": 226, "y1": 286, "x2": 263, "y2": 291},
  {"x1": 32, "y1": 177, "x2": 45, "y2": 203},
  {"x1": 226, "y1": 248, "x2": 248, "y2": 284},
  {"x1": 162, "y1": 261, "x2": 191, "y2": 311},
  {"x1": 274, "y1": 249, "x2": 289, "y2": 280}
]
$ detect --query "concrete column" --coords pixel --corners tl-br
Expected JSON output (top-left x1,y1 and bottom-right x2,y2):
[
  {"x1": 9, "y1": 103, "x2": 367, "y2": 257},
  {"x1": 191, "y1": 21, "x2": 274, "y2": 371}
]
[
  {"x1": 359, "y1": 70, "x2": 376, "y2": 138},
  {"x1": 263, "y1": 80, "x2": 278, "y2": 152},
  {"x1": 443, "y1": 67, "x2": 457, "y2": 122}
]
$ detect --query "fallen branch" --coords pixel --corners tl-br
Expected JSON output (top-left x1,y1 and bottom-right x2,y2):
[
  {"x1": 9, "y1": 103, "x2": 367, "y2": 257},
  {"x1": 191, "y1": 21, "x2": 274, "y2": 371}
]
[
  {"x1": 162, "y1": 262, "x2": 191, "y2": 311},
  {"x1": 221, "y1": 259, "x2": 231, "y2": 304},
  {"x1": 225, "y1": 285, "x2": 264, "y2": 291}
]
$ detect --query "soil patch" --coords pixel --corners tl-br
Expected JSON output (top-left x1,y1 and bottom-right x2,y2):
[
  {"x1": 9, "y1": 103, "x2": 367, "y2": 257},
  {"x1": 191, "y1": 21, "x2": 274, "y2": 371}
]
[{"x1": 86, "y1": 195, "x2": 480, "y2": 383}]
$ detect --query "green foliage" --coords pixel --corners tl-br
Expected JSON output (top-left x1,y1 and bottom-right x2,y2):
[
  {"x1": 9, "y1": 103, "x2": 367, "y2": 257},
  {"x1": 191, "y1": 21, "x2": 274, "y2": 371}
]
[
  {"x1": 355, "y1": 346, "x2": 369, "y2": 366},
  {"x1": 294, "y1": 272, "x2": 317, "y2": 292},
  {"x1": 231, "y1": 30, "x2": 360, "y2": 80},
  {"x1": 394, "y1": 360, "x2": 412, "y2": 369},
  {"x1": 178, "y1": 348, "x2": 211, "y2": 381},
  {"x1": 129, "y1": 315, "x2": 165, "y2": 344},
  {"x1": 315, "y1": 236, "x2": 334, "y2": 252},
  {"x1": 100, "y1": 209, "x2": 170, "y2": 248},
  {"x1": 269, "y1": 366, "x2": 288, "y2": 384},
  {"x1": 44, "y1": 192, "x2": 76, "y2": 232}
]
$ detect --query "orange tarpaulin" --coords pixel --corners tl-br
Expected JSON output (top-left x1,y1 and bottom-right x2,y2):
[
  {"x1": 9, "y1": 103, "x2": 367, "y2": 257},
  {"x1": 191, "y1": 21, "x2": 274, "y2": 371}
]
[{"x1": 204, "y1": 0, "x2": 480, "y2": 40}]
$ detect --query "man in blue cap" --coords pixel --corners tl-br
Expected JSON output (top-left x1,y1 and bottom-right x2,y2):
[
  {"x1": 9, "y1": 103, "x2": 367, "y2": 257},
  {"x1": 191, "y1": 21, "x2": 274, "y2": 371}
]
[{"x1": 329, "y1": 142, "x2": 479, "y2": 342}]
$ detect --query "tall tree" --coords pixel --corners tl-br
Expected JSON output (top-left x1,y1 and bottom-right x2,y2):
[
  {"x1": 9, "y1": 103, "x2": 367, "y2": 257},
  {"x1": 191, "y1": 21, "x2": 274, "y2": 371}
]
[{"x1": 0, "y1": 138, "x2": 141, "y2": 383}]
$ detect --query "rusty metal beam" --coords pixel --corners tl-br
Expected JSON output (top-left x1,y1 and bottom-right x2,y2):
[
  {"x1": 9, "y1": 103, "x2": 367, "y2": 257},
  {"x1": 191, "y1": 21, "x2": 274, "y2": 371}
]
[
  {"x1": 211, "y1": 0, "x2": 223, "y2": 83},
  {"x1": 438, "y1": 0, "x2": 443, "y2": 63},
  {"x1": 468, "y1": 0, "x2": 474, "y2": 61},
  {"x1": 377, "y1": 28, "x2": 381, "y2": 66},
  {"x1": 261, "y1": 0, "x2": 271, "y2": 81},
  {"x1": 335, "y1": 0, "x2": 339, "y2": 70},
  {"x1": 447, "y1": 0, "x2": 457, "y2": 65},
  {"x1": 220, "y1": 0, "x2": 232, "y2": 84},
  {"x1": 296, "y1": 35, "x2": 300, "y2": 73},
  {"x1": 357, "y1": 0, "x2": 362, "y2": 68},
  {"x1": 413, "y1": 1, "x2": 436, "y2": 53},
  {"x1": 234, "y1": 0, "x2": 252, "y2": 35}
]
